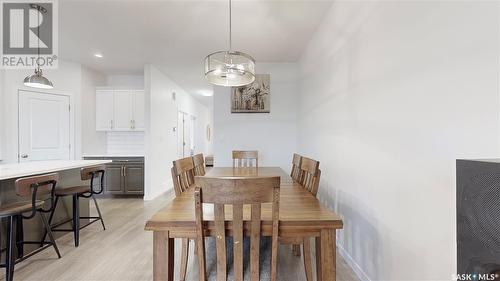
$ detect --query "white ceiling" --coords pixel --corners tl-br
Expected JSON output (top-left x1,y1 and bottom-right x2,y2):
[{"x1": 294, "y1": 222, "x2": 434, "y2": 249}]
[{"x1": 59, "y1": 0, "x2": 334, "y2": 104}]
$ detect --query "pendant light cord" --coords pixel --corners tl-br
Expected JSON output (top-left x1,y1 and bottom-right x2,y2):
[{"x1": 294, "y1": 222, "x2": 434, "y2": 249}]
[{"x1": 229, "y1": 0, "x2": 232, "y2": 52}]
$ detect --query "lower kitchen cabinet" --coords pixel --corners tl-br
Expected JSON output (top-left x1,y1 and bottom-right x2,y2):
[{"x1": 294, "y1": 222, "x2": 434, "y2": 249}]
[
  {"x1": 123, "y1": 164, "x2": 144, "y2": 194},
  {"x1": 105, "y1": 164, "x2": 124, "y2": 193},
  {"x1": 84, "y1": 156, "x2": 144, "y2": 196}
]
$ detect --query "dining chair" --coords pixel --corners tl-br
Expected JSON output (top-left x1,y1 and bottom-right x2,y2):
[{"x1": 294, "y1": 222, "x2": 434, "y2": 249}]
[
  {"x1": 171, "y1": 156, "x2": 197, "y2": 281},
  {"x1": 194, "y1": 176, "x2": 280, "y2": 281},
  {"x1": 290, "y1": 153, "x2": 302, "y2": 182},
  {"x1": 286, "y1": 155, "x2": 321, "y2": 281},
  {"x1": 299, "y1": 157, "x2": 321, "y2": 196},
  {"x1": 193, "y1": 153, "x2": 206, "y2": 176},
  {"x1": 172, "y1": 156, "x2": 196, "y2": 197},
  {"x1": 232, "y1": 150, "x2": 259, "y2": 168},
  {"x1": 299, "y1": 156, "x2": 321, "y2": 280}
]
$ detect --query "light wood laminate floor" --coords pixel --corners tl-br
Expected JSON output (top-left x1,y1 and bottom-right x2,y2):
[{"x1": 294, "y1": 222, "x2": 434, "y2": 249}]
[{"x1": 1, "y1": 194, "x2": 359, "y2": 281}]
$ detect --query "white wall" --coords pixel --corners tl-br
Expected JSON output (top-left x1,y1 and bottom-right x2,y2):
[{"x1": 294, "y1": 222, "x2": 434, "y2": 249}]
[
  {"x1": 106, "y1": 74, "x2": 144, "y2": 89},
  {"x1": 297, "y1": 1, "x2": 500, "y2": 280},
  {"x1": 213, "y1": 63, "x2": 297, "y2": 171},
  {"x1": 144, "y1": 64, "x2": 211, "y2": 200},
  {"x1": 81, "y1": 67, "x2": 107, "y2": 156},
  {"x1": 0, "y1": 61, "x2": 106, "y2": 162},
  {"x1": 1, "y1": 61, "x2": 82, "y2": 163}
]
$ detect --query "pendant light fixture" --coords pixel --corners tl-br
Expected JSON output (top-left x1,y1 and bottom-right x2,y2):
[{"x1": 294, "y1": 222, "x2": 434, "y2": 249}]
[
  {"x1": 204, "y1": 0, "x2": 255, "y2": 87},
  {"x1": 24, "y1": 4, "x2": 53, "y2": 89}
]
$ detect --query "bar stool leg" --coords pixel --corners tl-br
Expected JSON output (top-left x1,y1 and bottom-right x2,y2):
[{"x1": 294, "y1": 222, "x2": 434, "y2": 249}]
[
  {"x1": 92, "y1": 195, "x2": 106, "y2": 230},
  {"x1": 15, "y1": 215, "x2": 23, "y2": 259},
  {"x1": 5, "y1": 216, "x2": 15, "y2": 281},
  {"x1": 72, "y1": 194, "x2": 80, "y2": 247},
  {"x1": 41, "y1": 196, "x2": 59, "y2": 246},
  {"x1": 39, "y1": 212, "x2": 61, "y2": 258}
]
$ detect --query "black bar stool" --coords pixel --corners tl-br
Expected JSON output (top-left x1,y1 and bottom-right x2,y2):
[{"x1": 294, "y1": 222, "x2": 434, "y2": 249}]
[
  {"x1": 43, "y1": 165, "x2": 106, "y2": 247},
  {"x1": 0, "y1": 173, "x2": 61, "y2": 281}
]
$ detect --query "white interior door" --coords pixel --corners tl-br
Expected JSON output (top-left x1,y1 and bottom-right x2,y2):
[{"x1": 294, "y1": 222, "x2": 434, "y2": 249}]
[{"x1": 18, "y1": 91, "x2": 71, "y2": 162}]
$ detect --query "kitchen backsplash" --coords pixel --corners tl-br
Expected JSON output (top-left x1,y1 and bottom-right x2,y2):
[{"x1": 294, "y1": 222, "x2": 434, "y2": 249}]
[{"x1": 106, "y1": 131, "x2": 145, "y2": 155}]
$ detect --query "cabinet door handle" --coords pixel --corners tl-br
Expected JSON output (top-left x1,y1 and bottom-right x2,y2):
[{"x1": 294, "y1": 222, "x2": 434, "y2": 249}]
[
  {"x1": 111, "y1": 120, "x2": 114, "y2": 129},
  {"x1": 121, "y1": 166, "x2": 124, "y2": 177},
  {"x1": 123, "y1": 166, "x2": 127, "y2": 177},
  {"x1": 130, "y1": 120, "x2": 133, "y2": 129}
]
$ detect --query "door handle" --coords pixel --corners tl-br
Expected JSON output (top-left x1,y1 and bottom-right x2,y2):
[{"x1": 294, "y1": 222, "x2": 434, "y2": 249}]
[
  {"x1": 20, "y1": 154, "x2": 29, "y2": 159},
  {"x1": 110, "y1": 120, "x2": 114, "y2": 129},
  {"x1": 123, "y1": 166, "x2": 127, "y2": 177}
]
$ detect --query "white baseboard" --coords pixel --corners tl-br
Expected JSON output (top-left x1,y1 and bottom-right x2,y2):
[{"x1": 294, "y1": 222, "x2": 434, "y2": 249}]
[
  {"x1": 337, "y1": 241, "x2": 372, "y2": 281},
  {"x1": 143, "y1": 187, "x2": 172, "y2": 201}
]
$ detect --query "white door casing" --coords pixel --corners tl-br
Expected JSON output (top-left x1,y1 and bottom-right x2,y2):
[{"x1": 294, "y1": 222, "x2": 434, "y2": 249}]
[{"x1": 18, "y1": 90, "x2": 71, "y2": 162}]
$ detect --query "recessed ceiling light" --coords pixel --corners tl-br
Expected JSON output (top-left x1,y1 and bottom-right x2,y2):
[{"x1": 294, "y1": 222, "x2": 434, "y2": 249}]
[
  {"x1": 197, "y1": 90, "x2": 213, "y2": 97},
  {"x1": 94, "y1": 53, "x2": 103, "y2": 58}
]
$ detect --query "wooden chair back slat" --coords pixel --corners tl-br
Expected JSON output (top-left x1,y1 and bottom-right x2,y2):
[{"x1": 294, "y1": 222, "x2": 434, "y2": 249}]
[
  {"x1": 193, "y1": 153, "x2": 206, "y2": 176},
  {"x1": 310, "y1": 169, "x2": 321, "y2": 196},
  {"x1": 299, "y1": 157, "x2": 321, "y2": 196},
  {"x1": 172, "y1": 157, "x2": 196, "y2": 196},
  {"x1": 291, "y1": 153, "x2": 302, "y2": 182},
  {"x1": 233, "y1": 203, "x2": 244, "y2": 280},
  {"x1": 15, "y1": 173, "x2": 59, "y2": 197},
  {"x1": 194, "y1": 176, "x2": 280, "y2": 281},
  {"x1": 250, "y1": 202, "x2": 261, "y2": 281},
  {"x1": 232, "y1": 150, "x2": 258, "y2": 168},
  {"x1": 195, "y1": 190, "x2": 207, "y2": 281},
  {"x1": 214, "y1": 203, "x2": 227, "y2": 281}
]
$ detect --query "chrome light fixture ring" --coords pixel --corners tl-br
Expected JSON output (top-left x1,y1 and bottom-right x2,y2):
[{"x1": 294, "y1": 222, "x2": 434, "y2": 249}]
[{"x1": 204, "y1": 50, "x2": 256, "y2": 63}]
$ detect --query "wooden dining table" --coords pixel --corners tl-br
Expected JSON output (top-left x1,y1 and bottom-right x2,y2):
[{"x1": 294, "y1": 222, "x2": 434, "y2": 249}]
[{"x1": 144, "y1": 167, "x2": 343, "y2": 281}]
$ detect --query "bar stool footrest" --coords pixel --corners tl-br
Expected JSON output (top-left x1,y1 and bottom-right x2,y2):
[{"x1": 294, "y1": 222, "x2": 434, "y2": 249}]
[
  {"x1": 51, "y1": 217, "x2": 104, "y2": 232},
  {"x1": 0, "y1": 242, "x2": 56, "y2": 267}
]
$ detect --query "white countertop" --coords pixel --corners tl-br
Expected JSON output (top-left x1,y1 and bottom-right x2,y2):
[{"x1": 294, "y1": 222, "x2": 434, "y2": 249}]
[
  {"x1": 0, "y1": 160, "x2": 112, "y2": 181},
  {"x1": 83, "y1": 155, "x2": 144, "y2": 158}
]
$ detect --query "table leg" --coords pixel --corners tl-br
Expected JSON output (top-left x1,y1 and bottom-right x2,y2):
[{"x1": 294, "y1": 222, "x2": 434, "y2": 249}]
[
  {"x1": 153, "y1": 231, "x2": 174, "y2": 281},
  {"x1": 319, "y1": 229, "x2": 336, "y2": 281},
  {"x1": 315, "y1": 236, "x2": 322, "y2": 281}
]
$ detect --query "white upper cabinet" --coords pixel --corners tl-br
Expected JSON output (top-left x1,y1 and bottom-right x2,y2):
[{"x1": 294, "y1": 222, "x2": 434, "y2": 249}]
[
  {"x1": 96, "y1": 90, "x2": 114, "y2": 131},
  {"x1": 113, "y1": 90, "x2": 134, "y2": 131},
  {"x1": 95, "y1": 89, "x2": 145, "y2": 131}
]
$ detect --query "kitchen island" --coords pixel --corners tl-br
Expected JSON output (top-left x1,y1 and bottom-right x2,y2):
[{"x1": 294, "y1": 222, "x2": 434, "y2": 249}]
[{"x1": 0, "y1": 160, "x2": 111, "y2": 254}]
